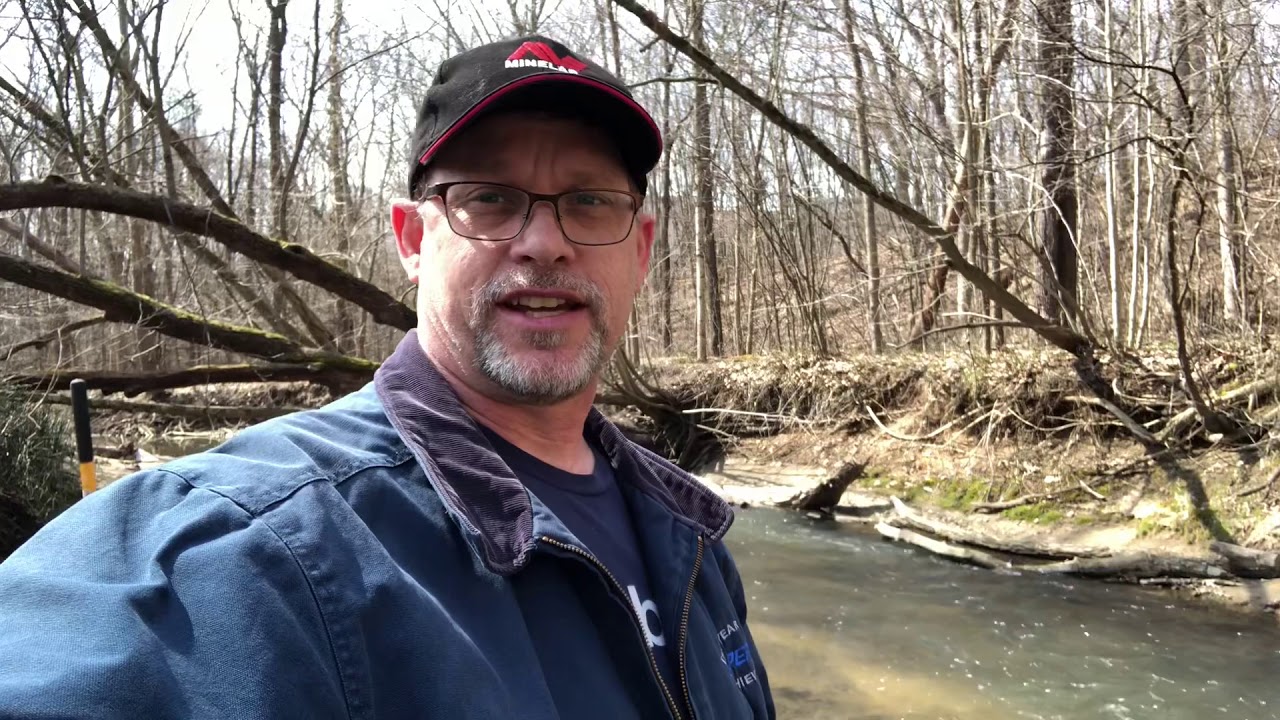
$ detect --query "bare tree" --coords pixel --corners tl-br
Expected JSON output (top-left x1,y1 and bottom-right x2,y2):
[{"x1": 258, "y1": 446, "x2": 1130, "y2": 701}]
[{"x1": 1035, "y1": 0, "x2": 1079, "y2": 326}]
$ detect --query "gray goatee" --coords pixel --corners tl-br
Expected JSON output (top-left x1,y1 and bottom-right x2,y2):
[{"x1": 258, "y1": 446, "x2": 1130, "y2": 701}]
[{"x1": 469, "y1": 268, "x2": 610, "y2": 405}]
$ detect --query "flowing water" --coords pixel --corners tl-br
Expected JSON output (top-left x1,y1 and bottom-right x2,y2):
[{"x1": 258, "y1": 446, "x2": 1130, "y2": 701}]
[{"x1": 723, "y1": 508, "x2": 1280, "y2": 720}]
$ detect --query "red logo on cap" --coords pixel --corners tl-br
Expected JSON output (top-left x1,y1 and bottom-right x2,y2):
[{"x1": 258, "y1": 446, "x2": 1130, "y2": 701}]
[{"x1": 505, "y1": 42, "x2": 587, "y2": 73}]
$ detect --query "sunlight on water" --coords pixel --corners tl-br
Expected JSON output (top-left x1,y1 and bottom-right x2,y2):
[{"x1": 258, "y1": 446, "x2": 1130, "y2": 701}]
[
  {"x1": 724, "y1": 509, "x2": 1280, "y2": 719},
  {"x1": 748, "y1": 622, "x2": 1017, "y2": 719}
]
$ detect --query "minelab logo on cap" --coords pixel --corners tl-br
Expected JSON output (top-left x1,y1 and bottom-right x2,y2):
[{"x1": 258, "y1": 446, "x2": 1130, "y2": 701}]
[{"x1": 505, "y1": 42, "x2": 587, "y2": 74}]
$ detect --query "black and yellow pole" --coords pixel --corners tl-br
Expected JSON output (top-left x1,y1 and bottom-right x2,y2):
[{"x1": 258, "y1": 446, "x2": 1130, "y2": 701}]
[{"x1": 70, "y1": 379, "x2": 96, "y2": 497}]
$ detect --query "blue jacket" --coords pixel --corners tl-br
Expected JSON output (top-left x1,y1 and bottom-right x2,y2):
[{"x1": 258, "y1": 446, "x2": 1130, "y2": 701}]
[{"x1": 0, "y1": 334, "x2": 774, "y2": 719}]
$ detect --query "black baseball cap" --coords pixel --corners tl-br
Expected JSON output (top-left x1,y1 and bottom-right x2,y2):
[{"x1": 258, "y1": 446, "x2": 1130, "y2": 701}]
[{"x1": 408, "y1": 35, "x2": 663, "y2": 197}]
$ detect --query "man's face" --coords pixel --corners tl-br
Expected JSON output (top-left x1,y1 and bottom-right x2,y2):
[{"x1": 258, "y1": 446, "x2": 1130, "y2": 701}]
[{"x1": 392, "y1": 112, "x2": 655, "y2": 405}]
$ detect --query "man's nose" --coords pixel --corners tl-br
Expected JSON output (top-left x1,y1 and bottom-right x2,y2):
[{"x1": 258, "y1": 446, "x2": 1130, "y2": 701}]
[{"x1": 509, "y1": 200, "x2": 574, "y2": 264}]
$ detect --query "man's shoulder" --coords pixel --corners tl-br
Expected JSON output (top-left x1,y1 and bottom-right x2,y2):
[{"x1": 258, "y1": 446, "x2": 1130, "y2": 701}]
[
  {"x1": 595, "y1": 417, "x2": 735, "y2": 542},
  {"x1": 155, "y1": 383, "x2": 412, "y2": 516}
]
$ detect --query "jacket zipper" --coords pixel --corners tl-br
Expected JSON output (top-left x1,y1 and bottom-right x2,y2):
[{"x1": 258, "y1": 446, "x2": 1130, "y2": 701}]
[
  {"x1": 539, "y1": 535, "x2": 685, "y2": 720},
  {"x1": 678, "y1": 535, "x2": 705, "y2": 720}
]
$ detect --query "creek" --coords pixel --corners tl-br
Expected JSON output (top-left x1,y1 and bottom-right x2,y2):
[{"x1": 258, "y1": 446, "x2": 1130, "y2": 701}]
[{"x1": 724, "y1": 508, "x2": 1280, "y2": 720}]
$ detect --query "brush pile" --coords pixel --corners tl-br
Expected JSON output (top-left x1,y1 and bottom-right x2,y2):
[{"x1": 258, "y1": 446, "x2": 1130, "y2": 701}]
[{"x1": 604, "y1": 338, "x2": 1280, "y2": 454}]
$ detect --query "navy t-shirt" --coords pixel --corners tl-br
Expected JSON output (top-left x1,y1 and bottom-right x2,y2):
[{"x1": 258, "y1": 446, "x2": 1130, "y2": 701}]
[{"x1": 480, "y1": 426, "x2": 679, "y2": 695}]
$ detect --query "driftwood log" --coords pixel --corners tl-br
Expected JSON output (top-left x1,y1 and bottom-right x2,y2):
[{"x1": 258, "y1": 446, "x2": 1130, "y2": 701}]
[
  {"x1": 873, "y1": 497, "x2": 1239, "y2": 581},
  {"x1": 778, "y1": 461, "x2": 866, "y2": 511},
  {"x1": 1209, "y1": 541, "x2": 1280, "y2": 579},
  {"x1": 875, "y1": 521, "x2": 1012, "y2": 571},
  {"x1": 1025, "y1": 553, "x2": 1230, "y2": 580},
  {"x1": 885, "y1": 496, "x2": 1110, "y2": 559}
]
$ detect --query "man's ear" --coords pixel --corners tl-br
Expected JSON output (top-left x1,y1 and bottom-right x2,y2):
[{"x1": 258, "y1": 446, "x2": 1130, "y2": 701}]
[
  {"x1": 635, "y1": 212, "x2": 656, "y2": 286},
  {"x1": 391, "y1": 200, "x2": 423, "y2": 283}
]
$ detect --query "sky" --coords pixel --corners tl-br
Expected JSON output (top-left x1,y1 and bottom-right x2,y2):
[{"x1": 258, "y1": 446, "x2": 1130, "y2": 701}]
[{"x1": 0, "y1": 0, "x2": 613, "y2": 195}]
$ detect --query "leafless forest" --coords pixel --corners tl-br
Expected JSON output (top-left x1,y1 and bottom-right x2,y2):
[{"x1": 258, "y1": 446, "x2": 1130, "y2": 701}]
[{"x1": 0, "y1": 0, "x2": 1277, "y2": 412}]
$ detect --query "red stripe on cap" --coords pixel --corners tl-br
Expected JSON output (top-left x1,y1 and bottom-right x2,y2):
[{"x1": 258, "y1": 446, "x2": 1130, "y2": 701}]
[{"x1": 417, "y1": 74, "x2": 662, "y2": 169}]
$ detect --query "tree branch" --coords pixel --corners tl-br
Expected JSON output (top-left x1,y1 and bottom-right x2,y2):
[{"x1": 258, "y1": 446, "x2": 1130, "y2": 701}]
[
  {"x1": 0, "y1": 250, "x2": 377, "y2": 373},
  {"x1": 66, "y1": 0, "x2": 237, "y2": 218},
  {"x1": 0, "y1": 315, "x2": 107, "y2": 361},
  {"x1": 0, "y1": 216, "x2": 83, "y2": 275},
  {"x1": 0, "y1": 181, "x2": 416, "y2": 331},
  {"x1": 609, "y1": 0, "x2": 1087, "y2": 357}
]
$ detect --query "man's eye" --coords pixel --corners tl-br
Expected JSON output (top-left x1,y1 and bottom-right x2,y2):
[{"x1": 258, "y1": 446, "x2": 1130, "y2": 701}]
[{"x1": 569, "y1": 192, "x2": 611, "y2": 207}]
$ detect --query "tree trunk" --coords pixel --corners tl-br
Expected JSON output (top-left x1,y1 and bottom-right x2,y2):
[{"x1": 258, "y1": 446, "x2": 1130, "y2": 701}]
[
  {"x1": 114, "y1": 0, "x2": 159, "y2": 369},
  {"x1": 267, "y1": 0, "x2": 289, "y2": 243},
  {"x1": 0, "y1": 182, "x2": 416, "y2": 331},
  {"x1": 1213, "y1": 5, "x2": 1242, "y2": 328},
  {"x1": 691, "y1": 0, "x2": 721, "y2": 357},
  {"x1": 841, "y1": 0, "x2": 882, "y2": 353},
  {"x1": 1104, "y1": 0, "x2": 1123, "y2": 343},
  {"x1": 657, "y1": 75, "x2": 674, "y2": 352},
  {"x1": 1036, "y1": 0, "x2": 1079, "y2": 326},
  {"x1": 326, "y1": 0, "x2": 354, "y2": 352}
]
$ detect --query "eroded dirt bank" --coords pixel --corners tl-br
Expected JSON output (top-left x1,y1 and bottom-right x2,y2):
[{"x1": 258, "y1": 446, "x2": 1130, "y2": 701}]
[{"x1": 630, "y1": 347, "x2": 1280, "y2": 617}]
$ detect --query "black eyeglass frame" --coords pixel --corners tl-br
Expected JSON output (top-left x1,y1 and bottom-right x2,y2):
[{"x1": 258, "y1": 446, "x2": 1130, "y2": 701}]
[{"x1": 423, "y1": 181, "x2": 644, "y2": 247}]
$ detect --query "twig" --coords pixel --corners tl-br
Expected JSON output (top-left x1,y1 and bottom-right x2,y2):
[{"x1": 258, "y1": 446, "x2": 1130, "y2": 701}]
[
  {"x1": 895, "y1": 320, "x2": 1030, "y2": 349},
  {"x1": 1078, "y1": 479, "x2": 1107, "y2": 501},
  {"x1": 680, "y1": 407, "x2": 818, "y2": 425},
  {"x1": 866, "y1": 405, "x2": 970, "y2": 442},
  {"x1": 972, "y1": 493, "x2": 1048, "y2": 513},
  {"x1": 628, "y1": 75, "x2": 718, "y2": 89},
  {"x1": 1235, "y1": 465, "x2": 1280, "y2": 499}
]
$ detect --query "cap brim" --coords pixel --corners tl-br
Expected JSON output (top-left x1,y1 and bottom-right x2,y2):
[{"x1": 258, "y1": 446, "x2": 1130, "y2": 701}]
[{"x1": 415, "y1": 74, "x2": 662, "y2": 192}]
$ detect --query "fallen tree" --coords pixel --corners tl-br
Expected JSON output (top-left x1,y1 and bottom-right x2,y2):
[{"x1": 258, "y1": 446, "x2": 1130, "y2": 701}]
[
  {"x1": 858, "y1": 496, "x2": 1273, "y2": 582},
  {"x1": 1025, "y1": 553, "x2": 1230, "y2": 580},
  {"x1": 885, "y1": 496, "x2": 1110, "y2": 559},
  {"x1": 40, "y1": 394, "x2": 305, "y2": 423},
  {"x1": 876, "y1": 521, "x2": 1013, "y2": 571},
  {"x1": 5, "y1": 362, "x2": 374, "y2": 396},
  {"x1": 0, "y1": 251, "x2": 378, "y2": 372},
  {"x1": 1209, "y1": 541, "x2": 1280, "y2": 579},
  {"x1": 0, "y1": 181, "x2": 416, "y2": 332}
]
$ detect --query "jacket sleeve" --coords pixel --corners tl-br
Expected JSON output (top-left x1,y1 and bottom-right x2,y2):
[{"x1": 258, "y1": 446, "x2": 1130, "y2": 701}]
[
  {"x1": 719, "y1": 547, "x2": 777, "y2": 720},
  {"x1": 0, "y1": 468, "x2": 348, "y2": 719}
]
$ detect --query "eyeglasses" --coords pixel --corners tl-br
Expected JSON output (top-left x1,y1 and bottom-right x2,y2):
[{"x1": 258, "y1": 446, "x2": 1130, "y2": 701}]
[{"x1": 424, "y1": 182, "x2": 642, "y2": 246}]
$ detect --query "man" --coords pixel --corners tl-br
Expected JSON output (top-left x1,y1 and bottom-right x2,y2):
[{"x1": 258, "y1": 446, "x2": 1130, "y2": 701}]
[{"x1": 0, "y1": 35, "x2": 774, "y2": 719}]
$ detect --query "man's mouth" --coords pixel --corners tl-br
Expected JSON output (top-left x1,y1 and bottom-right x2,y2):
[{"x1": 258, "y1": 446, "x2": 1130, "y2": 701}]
[{"x1": 498, "y1": 294, "x2": 587, "y2": 318}]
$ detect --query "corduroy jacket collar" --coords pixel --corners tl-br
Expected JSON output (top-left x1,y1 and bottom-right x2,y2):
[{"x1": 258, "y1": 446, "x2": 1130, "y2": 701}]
[{"x1": 373, "y1": 331, "x2": 733, "y2": 575}]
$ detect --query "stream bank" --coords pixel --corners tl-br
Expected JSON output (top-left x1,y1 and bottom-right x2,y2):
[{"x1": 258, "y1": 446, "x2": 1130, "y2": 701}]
[
  {"x1": 693, "y1": 429, "x2": 1280, "y2": 618},
  {"x1": 80, "y1": 344, "x2": 1280, "y2": 617},
  {"x1": 612, "y1": 346, "x2": 1280, "y2": 618}
]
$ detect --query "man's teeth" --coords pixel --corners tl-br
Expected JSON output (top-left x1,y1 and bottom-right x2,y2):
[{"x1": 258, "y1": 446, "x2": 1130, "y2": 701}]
[{"x1": 513, "y1": 296, "x2": 568, "y2": 309}]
